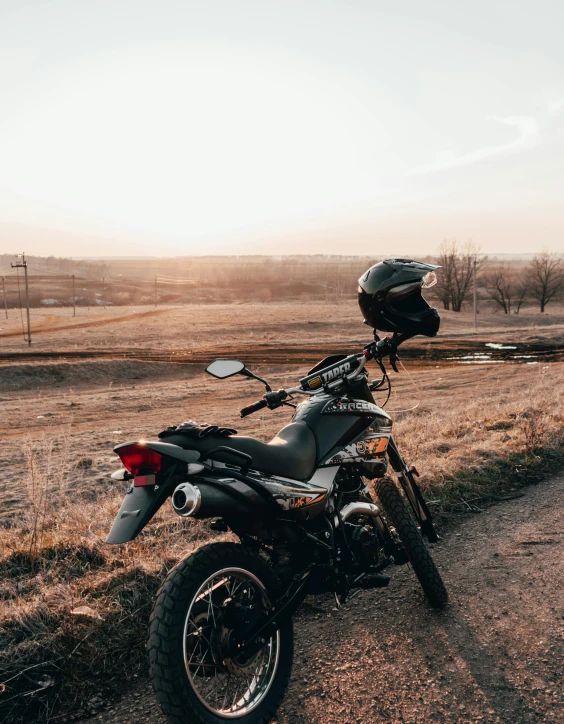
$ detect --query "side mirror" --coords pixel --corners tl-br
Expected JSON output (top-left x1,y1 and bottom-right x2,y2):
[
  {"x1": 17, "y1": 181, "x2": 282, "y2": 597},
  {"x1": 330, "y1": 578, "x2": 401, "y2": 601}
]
[{"x1": 205, "y1": 359, "x2": 246, "y2": 379}]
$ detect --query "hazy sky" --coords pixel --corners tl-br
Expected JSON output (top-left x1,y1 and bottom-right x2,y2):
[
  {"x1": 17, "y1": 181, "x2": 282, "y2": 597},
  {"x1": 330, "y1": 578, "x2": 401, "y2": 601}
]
[{"x1": 1, "y1": 0, "x2": 563, "y2": 257}]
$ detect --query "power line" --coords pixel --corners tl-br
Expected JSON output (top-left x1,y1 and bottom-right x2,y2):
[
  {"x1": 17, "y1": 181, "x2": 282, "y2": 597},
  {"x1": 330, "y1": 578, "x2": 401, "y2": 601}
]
[
  {"x1": 12, "y1": 253, "x2": 31, "y2": 346},
  {"x1": 15, "y1": 266, "x2": 25, "y2": 339},
  {"x1": 1, "y1": 276, "x2": 7, "y2": 319}
]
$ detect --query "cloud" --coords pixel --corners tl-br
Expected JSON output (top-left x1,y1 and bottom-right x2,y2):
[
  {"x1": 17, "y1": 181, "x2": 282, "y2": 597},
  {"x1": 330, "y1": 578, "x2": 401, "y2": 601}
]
[
  {"x1": 547, "y1": 98, "x2": 564, "y2": 114},
  {"x1": 407, "y1": 115, "x2": 540, "y2": 176}
]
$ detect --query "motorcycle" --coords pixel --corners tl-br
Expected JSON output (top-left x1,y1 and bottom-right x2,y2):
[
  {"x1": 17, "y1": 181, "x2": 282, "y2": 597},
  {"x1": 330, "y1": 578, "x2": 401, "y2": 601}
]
[{"x1": 107, "y1": 335, "x2": 447, "y2": 724}]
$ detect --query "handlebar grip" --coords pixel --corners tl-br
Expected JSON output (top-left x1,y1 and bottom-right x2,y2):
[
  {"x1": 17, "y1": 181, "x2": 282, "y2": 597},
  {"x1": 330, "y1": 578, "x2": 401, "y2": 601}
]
[{"x1": 240, "y1": 399, "x2": 268, "y2": 418}]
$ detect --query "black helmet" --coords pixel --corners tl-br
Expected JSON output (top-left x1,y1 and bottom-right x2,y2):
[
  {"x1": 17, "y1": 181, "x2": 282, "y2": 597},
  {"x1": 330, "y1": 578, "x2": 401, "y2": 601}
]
[{"x1": 358, "y1": 259, "x2": 441, "y2": 337}]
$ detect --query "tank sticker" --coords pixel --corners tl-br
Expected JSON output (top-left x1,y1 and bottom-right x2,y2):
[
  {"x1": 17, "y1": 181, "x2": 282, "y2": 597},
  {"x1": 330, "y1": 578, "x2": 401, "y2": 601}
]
[
  {"x1": 358, "y1": 437, "x2": 388, "y2": 455},
  {"x1": 322, "y1": 399, "x2": 382, "y2": 415},
  {"x1": 323, "y1": 435, "x2": 389, "y2": 465}
]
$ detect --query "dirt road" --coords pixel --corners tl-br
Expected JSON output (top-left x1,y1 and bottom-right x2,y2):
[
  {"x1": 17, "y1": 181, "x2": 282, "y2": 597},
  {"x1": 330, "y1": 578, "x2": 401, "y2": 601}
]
[
  {"x1": 81, "y1": 475, "x2": 564, "y2": 724},
  {"x1": 0, "y1": 308, "x2": 170, "y2": 339}
]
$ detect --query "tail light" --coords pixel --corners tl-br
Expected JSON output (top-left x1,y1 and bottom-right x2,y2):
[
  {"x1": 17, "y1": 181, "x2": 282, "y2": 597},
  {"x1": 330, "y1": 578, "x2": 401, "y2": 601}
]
[{"x1": 116, "y1": 443, "x2": 162, "y2": 476}]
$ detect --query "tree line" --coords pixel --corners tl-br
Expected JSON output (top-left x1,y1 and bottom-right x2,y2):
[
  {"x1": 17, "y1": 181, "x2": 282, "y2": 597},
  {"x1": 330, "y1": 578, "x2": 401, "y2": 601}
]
[
  {"x1": 433, "y1": 240, "x2": 564, "y2": 314},
  {"x1": 2, "y1": 248, "x2": 563, "y2": 311}
]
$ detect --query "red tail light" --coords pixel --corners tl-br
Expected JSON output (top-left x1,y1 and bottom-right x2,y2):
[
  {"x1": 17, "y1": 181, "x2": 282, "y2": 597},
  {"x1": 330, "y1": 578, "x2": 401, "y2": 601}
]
[{"x1": 116, "y1": 444, "x2": 162, "y2": 476}]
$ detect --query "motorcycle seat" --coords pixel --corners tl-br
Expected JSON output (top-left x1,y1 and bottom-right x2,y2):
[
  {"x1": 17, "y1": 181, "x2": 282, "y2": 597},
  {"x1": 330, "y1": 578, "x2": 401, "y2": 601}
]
[{"x1": 164, "y1": 422, "x2": 317, "y2": 481}]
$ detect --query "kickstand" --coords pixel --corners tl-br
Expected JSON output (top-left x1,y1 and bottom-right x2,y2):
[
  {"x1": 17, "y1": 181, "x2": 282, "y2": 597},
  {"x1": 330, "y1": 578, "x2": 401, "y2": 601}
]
[{"x1": 347, "y1": 589, "x2": 363, "y2": 602}]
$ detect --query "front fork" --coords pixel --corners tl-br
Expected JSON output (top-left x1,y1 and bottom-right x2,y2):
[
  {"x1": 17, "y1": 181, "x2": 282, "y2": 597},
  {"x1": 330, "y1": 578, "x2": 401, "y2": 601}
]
[{"x1": 387, "y1": 437, "x2": 439, "y2": 543}]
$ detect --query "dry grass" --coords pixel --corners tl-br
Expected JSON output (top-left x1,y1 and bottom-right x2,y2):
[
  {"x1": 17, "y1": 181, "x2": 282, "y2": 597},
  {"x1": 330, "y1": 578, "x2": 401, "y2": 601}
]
[
  {"x1": 0, "y1": 461, "x2": 222, "y2": 723},
  {"x1": 1, "y1": 364, "x2": 563, "y2": 722},
  {"x1": 392, "y1": 367, "x2": 564, "y2": 512}
]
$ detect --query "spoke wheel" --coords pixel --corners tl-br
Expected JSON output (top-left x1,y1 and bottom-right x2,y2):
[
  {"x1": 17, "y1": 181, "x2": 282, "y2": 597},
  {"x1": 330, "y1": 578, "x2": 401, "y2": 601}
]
[
  {"x1": 376, "y1": 477, "x2": 448, "y2": 609},
  {"x1": 183, "y1": 568, "x2": 280, "y2": 717},
  {"x1": 148, "y1": 543, "x2": 293, "y2": 724}
]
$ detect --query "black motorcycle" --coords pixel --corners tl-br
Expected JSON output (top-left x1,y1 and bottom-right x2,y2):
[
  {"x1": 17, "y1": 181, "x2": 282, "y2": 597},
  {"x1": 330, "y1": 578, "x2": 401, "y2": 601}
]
[{"x1": 107, "y1": 337, "x2": 447, "y2": 724}]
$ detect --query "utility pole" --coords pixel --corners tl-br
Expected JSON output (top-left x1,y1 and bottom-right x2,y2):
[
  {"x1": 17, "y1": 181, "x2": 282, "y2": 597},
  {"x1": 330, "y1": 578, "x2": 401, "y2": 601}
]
[
  {"x1": 473, "y1": 255, "x2": 477, "y2": 332},
  {"x1": 11, "y1": 253, "x2": 31, "y2": 345},
  {"x1": 72, "y1": 274, "x2": 76, "y2": 316},
  {"x1": 154, "y1": 275, "x2": 157, "y2": 308},
  {"x1": 1, "y1": 276, "x2": 7, "y2": 319}
]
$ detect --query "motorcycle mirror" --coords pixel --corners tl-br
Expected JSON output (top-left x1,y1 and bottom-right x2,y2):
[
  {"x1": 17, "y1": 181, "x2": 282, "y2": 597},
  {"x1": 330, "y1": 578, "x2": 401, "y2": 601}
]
[{"x1": 205, "y1": 359, "x2": 246, "y2": 379}]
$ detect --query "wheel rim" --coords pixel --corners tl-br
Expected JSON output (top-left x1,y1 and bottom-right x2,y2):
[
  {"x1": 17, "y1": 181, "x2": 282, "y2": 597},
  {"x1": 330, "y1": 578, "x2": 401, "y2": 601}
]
[{"x1": 183, "y1": 567, "x2": 280, "y2": 718}]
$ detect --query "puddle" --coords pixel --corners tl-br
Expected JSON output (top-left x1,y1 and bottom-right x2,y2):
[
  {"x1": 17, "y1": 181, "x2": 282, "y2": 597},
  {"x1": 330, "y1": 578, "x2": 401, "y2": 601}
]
[
  {"x1": 447, "y1": 344, "x2": 544, "y2": 366},
  {"x1": 446, "y1": 353, "x2": 494, "y2": 360},
  {"x1": 485, "y1": 342, "x2": 517, "y2": 350},
  {"x1": 456, "y1": 360, "x2": 506, "y2": 365},
  {"x1": 446, "y1": 353, "x2": 504, "y2": 364}
]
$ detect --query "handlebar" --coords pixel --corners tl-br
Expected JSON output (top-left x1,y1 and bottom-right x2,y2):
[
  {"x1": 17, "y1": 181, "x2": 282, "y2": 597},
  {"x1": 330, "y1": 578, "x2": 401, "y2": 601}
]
[
  {"x1": 240, "y1": 389, "x2": 290, "y2": 417},
  {"x1": 239, "y1": 336, "x2": 406, "y2": 416},
  {"x1": 240, "y1": 399, "x2": 268, "y2": 418},
  {"x1": 364, "y1": 337, "x2": 402, "y2": 372}
]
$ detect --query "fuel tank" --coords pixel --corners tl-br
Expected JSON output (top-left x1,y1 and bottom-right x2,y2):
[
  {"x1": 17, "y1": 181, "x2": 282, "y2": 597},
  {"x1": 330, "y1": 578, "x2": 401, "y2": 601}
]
[{"x1": 293, "y1": 387, "x2": 392, "y2": 466}]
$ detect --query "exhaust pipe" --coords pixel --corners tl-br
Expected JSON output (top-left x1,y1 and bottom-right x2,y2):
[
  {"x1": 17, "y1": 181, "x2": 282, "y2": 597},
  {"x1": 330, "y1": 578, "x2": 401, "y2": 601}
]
[
  {"x1": 171, "y1": 480, "x2": 271, "y2": 519},
  {"x1": 336, "y1": 501, "x2": 379, "y2": 527},
  {"x1": 172, "y1": 483, "x2": 202, "y2": 517}
]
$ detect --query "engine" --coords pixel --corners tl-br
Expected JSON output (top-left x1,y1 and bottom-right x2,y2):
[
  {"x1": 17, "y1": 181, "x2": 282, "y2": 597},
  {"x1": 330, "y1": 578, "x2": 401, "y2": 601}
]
[{"x1": 344, "y1": 521, "x2": 380, "y2": 568}]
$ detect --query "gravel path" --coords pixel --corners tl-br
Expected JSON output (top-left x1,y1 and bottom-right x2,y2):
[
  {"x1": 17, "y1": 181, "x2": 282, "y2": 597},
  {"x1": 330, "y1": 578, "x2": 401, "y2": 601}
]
[{"x1": 84, "y1": 476, "x2": 564, "y2": 724}]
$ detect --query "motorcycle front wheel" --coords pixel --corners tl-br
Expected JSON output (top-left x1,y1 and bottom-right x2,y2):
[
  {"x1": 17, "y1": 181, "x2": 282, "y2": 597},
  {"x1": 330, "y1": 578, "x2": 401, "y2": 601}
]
[
  {"x1": 148, "y1": 542, "x2": 293, "y2": 724},
  {"x1": 375, "y1": 477, "x2": 448, "y2": 609}
]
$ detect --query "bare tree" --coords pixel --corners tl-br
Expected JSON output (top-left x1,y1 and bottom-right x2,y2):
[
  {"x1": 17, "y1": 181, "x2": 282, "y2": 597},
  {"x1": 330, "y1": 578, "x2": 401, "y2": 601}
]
[
  {"x1": 435, "y1": 239, "x2": 485, "y2": 312},
  {"x1": 485, "y1": 267, "x2": 513, "y2": 314},
  {"x1": 528, "y1": 251, "x2": 564, "y2": 312},
  {"x1": 435, "y1": 241, "x2": 455, "y2": 310},
  {"x1": 484, "y1": 266, "x2": 528, "y2": 314},
  {"x1": 513, "y1": 274, "x2": 529, "y2": 314}
]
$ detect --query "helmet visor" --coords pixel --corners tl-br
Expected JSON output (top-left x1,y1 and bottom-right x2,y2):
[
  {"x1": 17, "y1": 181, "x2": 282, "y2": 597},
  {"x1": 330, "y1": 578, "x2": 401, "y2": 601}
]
[{"x1": 421, "y1": 271, "x2": 437, "y2": 288}]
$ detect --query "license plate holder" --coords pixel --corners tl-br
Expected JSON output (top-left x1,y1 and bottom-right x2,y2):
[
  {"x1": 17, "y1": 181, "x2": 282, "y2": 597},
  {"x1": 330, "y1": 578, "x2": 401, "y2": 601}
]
[{"x1": 134, "y1": 474, "x2": 156, "y2": 487}]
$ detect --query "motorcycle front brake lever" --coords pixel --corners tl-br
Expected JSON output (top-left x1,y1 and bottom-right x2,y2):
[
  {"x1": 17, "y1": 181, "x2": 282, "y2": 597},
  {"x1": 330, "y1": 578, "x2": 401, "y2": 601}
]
[{"x1": 282, "y1": 401, "x2": 297, "y2": 409}]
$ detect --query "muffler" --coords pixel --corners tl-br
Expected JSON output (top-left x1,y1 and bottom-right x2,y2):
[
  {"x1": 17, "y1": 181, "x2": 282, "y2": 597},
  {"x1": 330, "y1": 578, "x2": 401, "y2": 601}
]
[
  {"x1": 171, "y1": 483, "x2": 202, "y2": 517},
  {"x1": 171, "y1": 480, "x2": 266, "y2": 519}
]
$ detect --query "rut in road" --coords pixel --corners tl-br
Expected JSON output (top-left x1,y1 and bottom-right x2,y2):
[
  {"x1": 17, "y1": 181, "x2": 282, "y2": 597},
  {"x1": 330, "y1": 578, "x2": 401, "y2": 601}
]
[
  {"x1": 85, "y1": 475, "x2": 564, "y2": 724},
  {"x1": 0, "y1": 342, "x2": 562, "y2": 366}
]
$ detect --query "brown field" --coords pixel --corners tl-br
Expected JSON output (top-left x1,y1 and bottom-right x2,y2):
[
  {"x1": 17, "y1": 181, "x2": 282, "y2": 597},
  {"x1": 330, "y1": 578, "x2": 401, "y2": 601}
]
[{"x1": 1, "y1": 301, "x2": 563, "y2": 722}]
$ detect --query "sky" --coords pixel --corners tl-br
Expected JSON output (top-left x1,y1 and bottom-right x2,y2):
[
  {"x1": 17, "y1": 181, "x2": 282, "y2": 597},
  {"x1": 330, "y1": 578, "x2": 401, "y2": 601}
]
[{"x1": 0, "y1": 0, "x2": 563, "y2": 258}]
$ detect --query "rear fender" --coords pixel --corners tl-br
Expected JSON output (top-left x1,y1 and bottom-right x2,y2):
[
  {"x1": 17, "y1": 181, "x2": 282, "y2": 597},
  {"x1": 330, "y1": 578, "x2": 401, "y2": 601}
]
[
  {"x1": 106, "y1": 478, "x2": 172, "y2": 544},
  {"x1": 106, "y1": 442, "x2": 200, "y2": 545}
]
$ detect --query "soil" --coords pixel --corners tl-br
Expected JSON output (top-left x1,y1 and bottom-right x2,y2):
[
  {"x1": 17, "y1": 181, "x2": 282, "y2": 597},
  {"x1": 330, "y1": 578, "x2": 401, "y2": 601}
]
[
  {"x1": 1, "y1": 301, "x2": 563, "y2": 723},
  {"x1": 81, "y1": 474, "x2": 564, "y2": 724},
  {"x1": 0, "y1": 355, "x2": 559, "y2": 519}
]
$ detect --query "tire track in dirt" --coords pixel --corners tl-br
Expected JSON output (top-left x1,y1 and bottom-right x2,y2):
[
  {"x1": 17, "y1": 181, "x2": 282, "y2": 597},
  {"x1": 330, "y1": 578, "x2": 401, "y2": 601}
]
[
  {"x1": 0, "y1": 308, "x2": 170, "y2": 339},
  {"x1": 83, "y1": 475, "x2": 564, "y2": 724}
]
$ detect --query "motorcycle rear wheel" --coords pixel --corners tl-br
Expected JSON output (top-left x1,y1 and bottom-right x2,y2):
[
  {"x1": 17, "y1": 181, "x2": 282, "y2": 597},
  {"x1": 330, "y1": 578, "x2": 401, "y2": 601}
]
[
  {"x1": 148, "y1": 542, "x2": 293, "y2": 724},
  {"x1": 375, "y1": 477, "x2": 448, "y2": 609}
]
